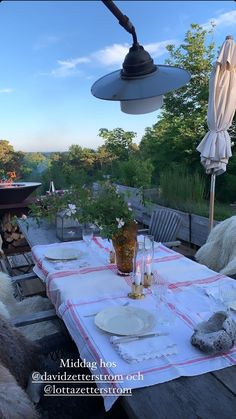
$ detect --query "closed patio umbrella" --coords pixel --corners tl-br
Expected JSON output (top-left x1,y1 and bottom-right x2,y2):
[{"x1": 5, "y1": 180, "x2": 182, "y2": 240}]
[{"x1": 197, "y1": 35, "x2": 236, "y2": 231}]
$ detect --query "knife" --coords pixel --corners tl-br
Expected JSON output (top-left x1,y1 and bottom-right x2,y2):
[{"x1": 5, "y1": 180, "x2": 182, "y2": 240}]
[{"x1": 113, "y1": 332, "x2": 169, "y2": 344}]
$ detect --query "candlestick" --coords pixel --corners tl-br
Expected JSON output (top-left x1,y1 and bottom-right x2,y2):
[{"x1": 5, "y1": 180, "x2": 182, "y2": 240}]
[
  {"x1": 144, "y1": 272, "x2": 153, "y2": 288},
  {"x1": 128, "y1": 283, "x2": 145, "y2": 299},
  {"x1": 146, "y1": 254, "x2": 152, "y2": 275},
  {"x1": 135, "y1": 263, "x2": 142, "y2": 285}
]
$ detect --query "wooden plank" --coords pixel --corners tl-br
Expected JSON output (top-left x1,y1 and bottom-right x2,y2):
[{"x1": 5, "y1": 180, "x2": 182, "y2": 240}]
[
  {"x1": 16, "y1": 277, "x2": 46, "y2": 297},
  {"x1": 213, "y1": 366, "x2": 236, "y2": 395},
  {"x1": 7, "y1": 253, "x2": 29, "y2": 269},
  {"x1": 11, "y1": 308, "x2": 57, "y2": 327},
  {"x1": 24, "y1": 251, "x2": 34, "y2": 266},
  {"x1": 191, "y1": 214, "x2": 219, "y2": 247},
  {"x1": 122, "y1": 372, "x2": 236, "y2": 419},
  {"x1": 11, "y1": 271, "x2": 37, "y2": 282}
]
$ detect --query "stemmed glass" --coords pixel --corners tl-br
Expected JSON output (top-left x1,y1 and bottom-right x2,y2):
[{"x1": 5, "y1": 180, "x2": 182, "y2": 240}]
[{"x1": 82, "y1": 223, "x2": 94, "y2": 247}]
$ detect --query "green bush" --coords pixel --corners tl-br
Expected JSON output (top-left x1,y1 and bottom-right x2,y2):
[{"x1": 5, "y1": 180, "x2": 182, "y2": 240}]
[
  {"x1": 159, "y1": 168, "x2": 205, "y2": 206},
  {"x1": 112, "y1": 157, "x2": 153, "y2": 188}
]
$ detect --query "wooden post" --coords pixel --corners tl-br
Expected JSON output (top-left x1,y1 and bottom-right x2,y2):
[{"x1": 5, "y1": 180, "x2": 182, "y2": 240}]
[{"x1": 209, "y1": 173, "x2": 216, "y2": 232}]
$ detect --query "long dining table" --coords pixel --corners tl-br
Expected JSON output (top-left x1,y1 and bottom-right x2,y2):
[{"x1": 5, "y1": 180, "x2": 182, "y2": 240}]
[{"x1": 18, "y1": 218, "x2": 236, "y2": 419}]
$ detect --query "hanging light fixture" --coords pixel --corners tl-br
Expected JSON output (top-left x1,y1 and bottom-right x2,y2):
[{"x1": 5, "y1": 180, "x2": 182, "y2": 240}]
[{"x1": 91, "y1": 0, "x2": 191, "y2": 115}]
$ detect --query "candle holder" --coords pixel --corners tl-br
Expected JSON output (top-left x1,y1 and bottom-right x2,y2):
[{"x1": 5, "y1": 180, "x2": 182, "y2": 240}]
[
  {"x1": 143, "y1": 272, "x2": 153, "y2": 288},
  {"x1": 128, "y1": 283, "x2": 145, "y2": 299}
]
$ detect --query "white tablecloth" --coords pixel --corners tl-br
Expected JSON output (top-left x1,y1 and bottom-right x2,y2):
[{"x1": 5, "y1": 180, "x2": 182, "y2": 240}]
[{"x1": 31, "y1": 237, "x2": 236, "y2": 411}]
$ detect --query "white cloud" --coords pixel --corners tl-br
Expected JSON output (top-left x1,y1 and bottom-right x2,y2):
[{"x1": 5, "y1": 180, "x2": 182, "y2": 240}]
[
  {"x1": 91, "y1": 43, "x2": 130, "y2": 66},
  {"x1": 0, "y1": 88, "x2": 14, "y2": 94},
  {"x1": 202, "y1": 10, "x2": 236, "y2": 30},
  {"x1": 49, "y1": 39, "x2": 177, "y2": 78},
  {"x1": 51, "y1": 57, "x2": 90, "y2": 78},
  {"x1": 91, "y1": 40, "x2": 177, "y2": 67},
  {"x1": 34, "y1": 35, "x2": 60, "y2": 50},
  {"x1": 144, "y1": 40, "x2": 178, "y2": 58}
]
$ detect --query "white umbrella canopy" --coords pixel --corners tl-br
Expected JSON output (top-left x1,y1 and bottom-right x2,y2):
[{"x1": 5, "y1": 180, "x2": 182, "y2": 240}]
[{"x1": 197, "y1": 36, "x2": 236, "y2": 230}]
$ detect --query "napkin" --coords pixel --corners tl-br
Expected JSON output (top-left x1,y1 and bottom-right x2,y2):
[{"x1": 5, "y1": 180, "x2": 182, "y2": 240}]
[
  {"x1": 205, "y1": 284, "x2": 236, "y2": 302},
  {"x1": 203, "y1": 283, "x2": 236, "y2": 313},
  {"x1": 110, "y1": 334, "x2": 177, "y2": 364}
]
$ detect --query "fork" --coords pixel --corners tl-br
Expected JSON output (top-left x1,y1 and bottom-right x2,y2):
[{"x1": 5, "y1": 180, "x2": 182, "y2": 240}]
[{"x1": 83, "y1": 301, "x2": 129, "y2": 317}]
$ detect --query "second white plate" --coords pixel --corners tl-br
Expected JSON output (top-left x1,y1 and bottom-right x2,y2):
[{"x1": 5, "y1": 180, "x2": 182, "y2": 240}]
[
  {"x1": 95, "y1": 306, "x2": 156, "y2": 336},
  {"x1": 44, "y1": 247, "x2": 83, "y2": 261}
]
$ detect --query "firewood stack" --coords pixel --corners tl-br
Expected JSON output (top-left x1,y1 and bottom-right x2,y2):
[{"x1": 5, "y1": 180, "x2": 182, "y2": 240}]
[{"x1": 0, "y1": 212, "x2": 28, "y2": 251}]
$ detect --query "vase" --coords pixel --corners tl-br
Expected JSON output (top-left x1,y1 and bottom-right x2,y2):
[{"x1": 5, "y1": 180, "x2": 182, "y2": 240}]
[{"x1": 112, "y1": 223, "x2": 137, "y2": 275}]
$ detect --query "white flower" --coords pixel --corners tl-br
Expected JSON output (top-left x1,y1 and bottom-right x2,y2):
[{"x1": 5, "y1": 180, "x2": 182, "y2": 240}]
[
  {"x1": 116, "y1": 217, "x2": 125, "y2": 229},
  {"x1": 66, "y1": 203, "x2": 76, "y2": 217},
  {"x1": 21, "y1": 214, "x2": 27, "y2": 220},
  {"x1": 127, "y1": 202, "x2": 132, "y2": 211}
]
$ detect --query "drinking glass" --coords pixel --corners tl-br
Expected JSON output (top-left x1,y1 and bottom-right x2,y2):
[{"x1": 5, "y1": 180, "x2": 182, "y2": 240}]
[
  {"x1": 144, "y1": 235, "x2": 154, "y2": 256},
  {"x1": 82, "y1": 223, "x2": 94, "y2": 246},
  {"x1": 151, "y1": 271, "x2": 173, "y2": 325}
]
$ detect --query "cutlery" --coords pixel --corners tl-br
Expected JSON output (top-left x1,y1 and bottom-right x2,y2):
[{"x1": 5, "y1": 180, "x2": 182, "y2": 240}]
[
  {"x1": 84, "y1": 302, "x2": 129, "y2": 317},
  {"x1": 113, "y1": 332, "x2": 169, "y2": 344}
]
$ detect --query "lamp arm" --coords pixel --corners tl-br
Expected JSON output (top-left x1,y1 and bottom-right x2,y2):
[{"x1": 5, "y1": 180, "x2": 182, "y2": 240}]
[{"x1": 101, "y1": 0, "x2": 138, "y2": 45}]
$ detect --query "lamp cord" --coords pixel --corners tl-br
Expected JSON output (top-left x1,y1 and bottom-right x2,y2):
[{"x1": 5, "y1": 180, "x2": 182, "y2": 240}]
[{"x1": 101, "y1": 0, "x2": 138, "y2": 45}]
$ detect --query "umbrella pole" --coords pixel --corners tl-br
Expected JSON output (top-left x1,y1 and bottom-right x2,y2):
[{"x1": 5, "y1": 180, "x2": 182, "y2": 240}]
[{"x1": 209, "y1": 173, "x2": 216, "y2": 232}]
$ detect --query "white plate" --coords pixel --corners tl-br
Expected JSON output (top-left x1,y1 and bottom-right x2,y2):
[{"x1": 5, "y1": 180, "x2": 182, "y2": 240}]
[
  {"x1": 44, "y1": 247, "x2": 84, "y2": 261},
  {"x1": 95, "y1": 306, "x2": 156, "y2": 336}
]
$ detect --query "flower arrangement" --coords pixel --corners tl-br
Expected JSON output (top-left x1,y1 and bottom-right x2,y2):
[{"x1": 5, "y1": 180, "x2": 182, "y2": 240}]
[
  {"x1": 81, "y1": 182, "x2": 136, "y2": 239},
  {"x1": 29, "y1": 182, "x2": 136, "y2": 240}
]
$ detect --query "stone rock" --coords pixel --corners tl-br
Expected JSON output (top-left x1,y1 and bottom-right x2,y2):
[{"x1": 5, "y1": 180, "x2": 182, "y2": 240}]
[{"x1": 191, "y1": 311, "x2": 236, "y2": 354}]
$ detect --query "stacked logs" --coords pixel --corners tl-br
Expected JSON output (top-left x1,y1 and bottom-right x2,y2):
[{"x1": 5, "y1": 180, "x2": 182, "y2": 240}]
[{"x1": 0, "y1": 213, "x2": 27, "y2": 250}]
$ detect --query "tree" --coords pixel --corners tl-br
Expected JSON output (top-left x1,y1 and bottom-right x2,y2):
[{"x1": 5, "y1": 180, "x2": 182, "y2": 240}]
[
  {"x1": 68, "y1": 145, "x2": 96, "y2": 169},
  {"x1": 140, "y1": 24, "x2": 216, "y2": 180},
  {"x1": 99, "y1": 128, "x2": 137, "y2": 161},
  {"x1": 21, "y1": 152, "x2": 48, "y2": 180},
  {"x1": 0, "y1": 139, "x2": 25, "y2": 178},
  {"x1": 112, "y1": 157, "x2": 154, "y2": 188}
]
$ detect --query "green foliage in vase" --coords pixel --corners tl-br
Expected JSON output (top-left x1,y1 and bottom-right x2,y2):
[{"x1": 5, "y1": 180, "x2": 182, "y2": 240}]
[{"x1": 82, "y1": 182, "x2": 136, "y2": 239}]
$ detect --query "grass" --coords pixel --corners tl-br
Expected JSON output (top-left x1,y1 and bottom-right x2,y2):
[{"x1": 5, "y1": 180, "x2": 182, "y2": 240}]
[{"x1": 146, "y1": 169, "x2": 235, "y2": 221}]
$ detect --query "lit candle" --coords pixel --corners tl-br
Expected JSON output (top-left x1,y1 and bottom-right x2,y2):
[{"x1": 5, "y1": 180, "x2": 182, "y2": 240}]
[
  {"x1": 135, "y1": 263, "x2": 142, "y2": 285},
  {"x1": 146, "y1": 255, "x2": 152, "y2": 275}
]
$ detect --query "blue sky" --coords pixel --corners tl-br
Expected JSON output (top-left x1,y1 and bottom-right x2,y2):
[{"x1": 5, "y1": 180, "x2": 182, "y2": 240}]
[{"x1": 0, "y1": 0, "x2": 236, "y2": 152}]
